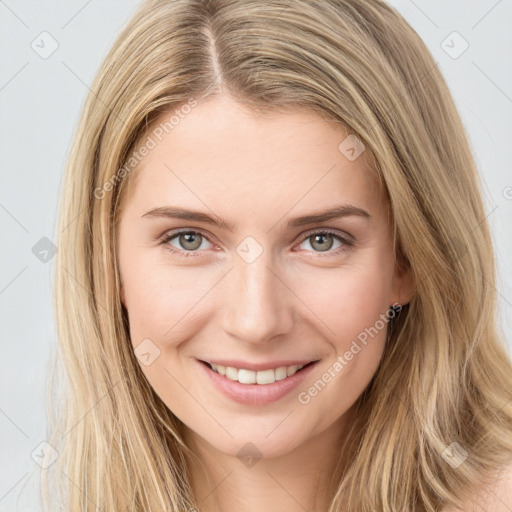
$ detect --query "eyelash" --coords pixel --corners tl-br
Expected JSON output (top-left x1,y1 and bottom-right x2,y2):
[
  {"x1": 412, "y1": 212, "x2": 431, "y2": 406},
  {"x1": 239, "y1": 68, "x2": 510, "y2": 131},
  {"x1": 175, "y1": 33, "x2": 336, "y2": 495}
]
[{"x1": 158, "y1": 228, "x2": 354, "y2": 258}]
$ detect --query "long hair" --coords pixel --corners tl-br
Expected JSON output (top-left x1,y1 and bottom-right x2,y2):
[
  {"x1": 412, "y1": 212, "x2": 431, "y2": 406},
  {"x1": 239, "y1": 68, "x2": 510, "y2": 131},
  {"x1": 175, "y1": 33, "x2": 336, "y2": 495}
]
[{"x1": 44, "y1": 0, "x2": 512, "y2": 510}]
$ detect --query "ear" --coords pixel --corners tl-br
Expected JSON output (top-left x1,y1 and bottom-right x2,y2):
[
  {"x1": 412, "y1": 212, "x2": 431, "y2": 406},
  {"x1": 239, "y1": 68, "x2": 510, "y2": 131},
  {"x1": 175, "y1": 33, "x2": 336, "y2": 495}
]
[{"x1": 390, "y1": 257, "x2": 415, "y2": 307}]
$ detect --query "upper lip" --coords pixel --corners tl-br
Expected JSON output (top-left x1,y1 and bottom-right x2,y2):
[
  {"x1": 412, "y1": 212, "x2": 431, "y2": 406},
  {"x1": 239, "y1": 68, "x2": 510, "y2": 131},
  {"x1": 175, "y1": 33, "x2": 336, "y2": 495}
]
[{"x1": 199, "y1": 359, "x2": 319, "y2": 371}]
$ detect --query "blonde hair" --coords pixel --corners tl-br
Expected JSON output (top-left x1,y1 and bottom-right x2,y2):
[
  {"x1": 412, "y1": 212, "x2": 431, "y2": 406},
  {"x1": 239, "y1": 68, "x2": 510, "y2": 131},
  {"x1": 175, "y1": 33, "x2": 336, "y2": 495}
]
[{"x1": 45, "y1": 0, "x2": 512, "y2": 510}]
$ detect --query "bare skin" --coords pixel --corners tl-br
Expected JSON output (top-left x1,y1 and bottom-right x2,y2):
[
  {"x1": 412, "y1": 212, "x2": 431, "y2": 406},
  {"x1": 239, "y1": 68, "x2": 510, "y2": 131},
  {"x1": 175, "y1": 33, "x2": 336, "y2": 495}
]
[{"x1": 117, "y1": 94, "x2": 415, "y2": 511}]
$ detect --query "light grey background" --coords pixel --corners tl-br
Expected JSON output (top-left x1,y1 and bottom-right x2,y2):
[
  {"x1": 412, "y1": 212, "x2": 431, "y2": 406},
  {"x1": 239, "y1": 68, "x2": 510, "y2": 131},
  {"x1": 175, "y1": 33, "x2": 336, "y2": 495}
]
[{"x1": 1, "y1": 1, "x2": 511, "y2": 510}]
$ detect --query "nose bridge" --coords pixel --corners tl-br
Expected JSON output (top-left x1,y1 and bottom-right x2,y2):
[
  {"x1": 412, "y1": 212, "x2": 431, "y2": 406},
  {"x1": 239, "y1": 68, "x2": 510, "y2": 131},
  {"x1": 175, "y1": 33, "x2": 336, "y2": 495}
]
[{"x1": 221, "y1": 246, "x2": 293, "y2": 344}]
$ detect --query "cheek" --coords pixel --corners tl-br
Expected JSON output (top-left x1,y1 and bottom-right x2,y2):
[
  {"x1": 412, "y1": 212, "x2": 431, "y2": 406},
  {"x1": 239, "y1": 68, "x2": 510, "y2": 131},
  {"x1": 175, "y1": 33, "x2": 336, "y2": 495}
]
[
  {"x1": 295, "y1": 260, "x2": 393, "y2": 390},
  {"x1": 293, "y1": 266, "x2": 392, "y2": 426},
  {"x1": 120, "y1": 252, "x2": 216, "y2": 349},
  {"x1": 335, "y1": 274, "x2": 391, "y2": 348},
  {"x1": 295, "y1": 257, "x2": 393, "y2": 344}
]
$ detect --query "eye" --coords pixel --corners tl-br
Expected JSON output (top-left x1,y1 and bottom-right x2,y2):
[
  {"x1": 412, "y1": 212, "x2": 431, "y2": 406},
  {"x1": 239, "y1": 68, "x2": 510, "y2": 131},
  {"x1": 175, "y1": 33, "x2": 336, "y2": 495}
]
[
  {"x1": 159, "y1": 228, "x2": 354, "y2": 257},
  {"x1": 159, "y1": 230, "x2": 215, "y2": 257},
  {"x1": 296, "y1": 229, "x2": 353, "y2": 255}
]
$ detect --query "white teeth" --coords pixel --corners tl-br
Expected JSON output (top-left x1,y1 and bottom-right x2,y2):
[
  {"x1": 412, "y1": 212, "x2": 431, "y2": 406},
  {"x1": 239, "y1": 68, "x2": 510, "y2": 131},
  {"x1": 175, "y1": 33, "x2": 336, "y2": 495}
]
[
  {"x1": 275, "y1": 367, "x2": 288, "y2": 381},
  {"x1": 225, "y1": 366, "x2": 238, "y2": 381},
  {"x1": 238, "y1": 369, "x2": 256, "y2": 384},
  {"x1": 256, "y1": 369, "x2": 275, "y2": 385},
  {"x1": 286, "y1": 365, "x2": 299, "y2": 376},
  {"x1": 208, "y1": 362, "x2": 306, "y2": 384}
]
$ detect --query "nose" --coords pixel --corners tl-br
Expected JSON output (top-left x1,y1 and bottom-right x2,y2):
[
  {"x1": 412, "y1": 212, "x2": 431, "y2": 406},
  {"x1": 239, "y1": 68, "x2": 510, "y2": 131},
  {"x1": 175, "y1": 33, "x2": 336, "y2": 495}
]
[{"x1": 221, "y1": 249, "x2": 295, "y2": 345}]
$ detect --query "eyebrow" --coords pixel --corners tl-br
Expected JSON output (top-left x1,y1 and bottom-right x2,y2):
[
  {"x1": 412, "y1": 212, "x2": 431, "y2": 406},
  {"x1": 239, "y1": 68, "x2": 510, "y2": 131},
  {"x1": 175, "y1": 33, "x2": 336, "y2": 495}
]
[{"x1": 141, "y1": 204, "x2": 371, "y2": 231}]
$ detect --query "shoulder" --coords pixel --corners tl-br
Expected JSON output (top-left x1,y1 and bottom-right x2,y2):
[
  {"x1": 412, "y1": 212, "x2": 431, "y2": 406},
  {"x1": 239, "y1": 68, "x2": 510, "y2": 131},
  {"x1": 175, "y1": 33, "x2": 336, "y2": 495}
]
[{"x1": 442, "y1": 464, "x2": 512, "y2": 512}]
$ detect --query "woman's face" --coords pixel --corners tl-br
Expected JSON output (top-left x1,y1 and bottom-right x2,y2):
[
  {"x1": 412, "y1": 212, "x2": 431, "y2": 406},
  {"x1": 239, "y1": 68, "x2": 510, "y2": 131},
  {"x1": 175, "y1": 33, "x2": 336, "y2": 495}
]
[{"x1": 117, "y1": 95, "x2": 413, "y2": 459}]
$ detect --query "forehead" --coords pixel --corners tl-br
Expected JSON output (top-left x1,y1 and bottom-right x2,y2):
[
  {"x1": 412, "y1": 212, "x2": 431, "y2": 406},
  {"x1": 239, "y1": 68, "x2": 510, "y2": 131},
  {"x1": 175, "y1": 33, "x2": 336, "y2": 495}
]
[{"x1": 120, "y1": 96, "x2": 385, "y2": 221}]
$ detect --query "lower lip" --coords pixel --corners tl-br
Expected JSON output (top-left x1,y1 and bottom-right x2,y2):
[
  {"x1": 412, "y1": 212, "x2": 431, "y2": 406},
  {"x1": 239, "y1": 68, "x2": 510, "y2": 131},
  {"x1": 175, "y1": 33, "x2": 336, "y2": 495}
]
[{"x1": 196, "y1": 359, "x2": 319, "y2": 406}]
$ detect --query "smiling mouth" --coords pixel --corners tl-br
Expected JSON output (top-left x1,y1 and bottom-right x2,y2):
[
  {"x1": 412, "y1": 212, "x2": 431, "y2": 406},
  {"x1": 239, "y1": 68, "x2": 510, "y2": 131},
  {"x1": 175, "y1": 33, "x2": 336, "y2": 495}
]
[{"x1": 200, "y1": 360, "x2": 318, "y2": 385}]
